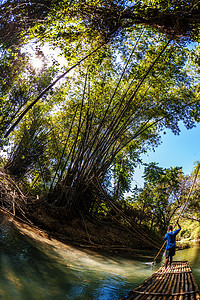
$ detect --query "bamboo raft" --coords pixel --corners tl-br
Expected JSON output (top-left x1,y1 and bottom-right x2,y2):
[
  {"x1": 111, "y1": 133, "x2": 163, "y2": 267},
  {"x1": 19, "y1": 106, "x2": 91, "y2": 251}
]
[{"x1": 121, "y1": 261, "x2": 200, "y2": 299}]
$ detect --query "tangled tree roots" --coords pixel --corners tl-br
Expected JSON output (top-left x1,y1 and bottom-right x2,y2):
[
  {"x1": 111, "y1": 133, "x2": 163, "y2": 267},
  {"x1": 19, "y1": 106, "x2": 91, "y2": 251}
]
[
  {"x1": 0, "y1": 168, "x2": 163, "y2": 253},
  {"x1": 0, "y1": 168, "x2": 33, "y2": 219}
]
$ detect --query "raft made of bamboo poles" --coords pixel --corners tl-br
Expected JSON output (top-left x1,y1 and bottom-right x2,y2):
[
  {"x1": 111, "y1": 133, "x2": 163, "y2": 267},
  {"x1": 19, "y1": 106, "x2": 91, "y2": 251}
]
[{"x1": 121, "y1": 261, "x2": 200, "y2": 299}]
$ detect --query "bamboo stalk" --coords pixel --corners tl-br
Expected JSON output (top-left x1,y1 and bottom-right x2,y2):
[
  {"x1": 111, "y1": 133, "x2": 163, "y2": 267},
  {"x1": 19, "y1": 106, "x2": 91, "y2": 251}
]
[
  {"x1": 12, "y1": 190, "x2": 16, "y2": 216},
  {"x1": 85, "y1": 33, "x2": 145, "y2": 161},
  {"x1": 79, "y1": 39, "x2": 172, "y2": 179},
  {"x1": 100, "y1": 38, "x2": 173, "y2": 148},
  {"x1": 49, "y1": 104, "x2": 79, "y2": 190},
  {"x1": 4, "y1": 40, "x2": 109, "y2": 138},
  {"x1": 66, "y1": 71, "x2": 88, "y2": 176},
  {"x1": 95, "y1": 179, "x2": 161, "y2": 248},
  {"x1": 93, "y1": 31, "x2": 142, "y2": 139}
]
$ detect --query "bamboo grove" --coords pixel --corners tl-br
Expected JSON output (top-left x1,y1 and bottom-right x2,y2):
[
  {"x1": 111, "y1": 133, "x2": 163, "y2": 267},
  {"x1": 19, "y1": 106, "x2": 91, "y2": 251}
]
[{"x1": 1, "y1": 0, "x2": 200, "y2": 248}]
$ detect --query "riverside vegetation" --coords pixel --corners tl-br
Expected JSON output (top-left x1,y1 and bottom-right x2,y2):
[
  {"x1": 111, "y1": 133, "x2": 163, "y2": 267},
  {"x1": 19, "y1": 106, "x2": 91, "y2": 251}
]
[{"x1": 1, "y1": 0, "x2": 200, "y2": 254}]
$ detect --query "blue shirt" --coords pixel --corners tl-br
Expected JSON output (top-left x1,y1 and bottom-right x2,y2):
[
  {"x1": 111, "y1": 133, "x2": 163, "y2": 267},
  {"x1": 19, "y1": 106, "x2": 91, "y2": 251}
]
[{"x1": 164, "y1": 229, "x2": 180, "y2": 250}]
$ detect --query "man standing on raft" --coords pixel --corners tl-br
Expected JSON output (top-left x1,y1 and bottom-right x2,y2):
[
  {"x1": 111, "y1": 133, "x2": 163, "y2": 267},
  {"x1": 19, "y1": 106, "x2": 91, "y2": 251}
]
[{"x1": 164, "y1": 222, "x2": 181, "y2": 269}]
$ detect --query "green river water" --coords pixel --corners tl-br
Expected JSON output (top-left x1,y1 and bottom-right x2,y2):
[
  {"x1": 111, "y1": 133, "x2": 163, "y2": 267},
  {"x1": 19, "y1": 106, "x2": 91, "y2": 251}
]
[{"x1": 0, "y1": 216, "x2": 200, "y2": 300}]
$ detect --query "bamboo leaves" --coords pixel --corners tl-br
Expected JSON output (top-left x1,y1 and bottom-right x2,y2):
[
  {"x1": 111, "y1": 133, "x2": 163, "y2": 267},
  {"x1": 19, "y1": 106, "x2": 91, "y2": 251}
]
[{"x1": 1, "y1": 1, "x2": 200, "y2": 223}]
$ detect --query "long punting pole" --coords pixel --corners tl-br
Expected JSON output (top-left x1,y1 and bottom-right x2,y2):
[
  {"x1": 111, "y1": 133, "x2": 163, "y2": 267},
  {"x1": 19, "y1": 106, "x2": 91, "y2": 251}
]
[{"x1": 152, "y1": 161, "x2": 200, "y2": 264}]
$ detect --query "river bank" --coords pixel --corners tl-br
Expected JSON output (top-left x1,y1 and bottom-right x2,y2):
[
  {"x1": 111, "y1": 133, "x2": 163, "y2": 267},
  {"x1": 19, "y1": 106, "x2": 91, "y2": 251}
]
[
  {"x1": 177, "y1": 238, "x2": 200, "y2": 250},
  {"x1": 0, "y1": 208, "x2": 158, "y2": 259},
  {"x1": 1, "y1": 206, "x2": 198, "y2": 260}
]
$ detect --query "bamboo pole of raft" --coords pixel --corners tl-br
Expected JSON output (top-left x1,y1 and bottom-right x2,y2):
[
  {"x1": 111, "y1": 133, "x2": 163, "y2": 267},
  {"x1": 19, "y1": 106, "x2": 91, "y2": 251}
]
[
  {"x1": 180, "y1": 271, "x2": 184, "y2": 300},
  {"x1": 162, "y1": 272, "x2": 171, "y2": 298},
  {"x1": 174, "y1": 272, "x2": 181, "y2": 300},
  {"x1": 188, "y1": 272, "x2": 195, "y2": 300},
  {"x1": 152, "y1": 162, "x2": 200, "y2": 264}
]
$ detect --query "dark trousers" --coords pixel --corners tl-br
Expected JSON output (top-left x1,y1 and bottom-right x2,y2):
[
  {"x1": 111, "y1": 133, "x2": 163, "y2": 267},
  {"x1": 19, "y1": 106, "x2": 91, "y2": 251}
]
[{"x1": 164, "y1": 248, "x2": 175, "y2": 268}]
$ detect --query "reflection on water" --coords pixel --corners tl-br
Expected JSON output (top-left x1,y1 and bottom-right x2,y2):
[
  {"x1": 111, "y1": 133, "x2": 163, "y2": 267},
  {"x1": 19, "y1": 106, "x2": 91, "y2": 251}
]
[{"x1": 0, "y1": 215, "x2": 199, "y2": 300}]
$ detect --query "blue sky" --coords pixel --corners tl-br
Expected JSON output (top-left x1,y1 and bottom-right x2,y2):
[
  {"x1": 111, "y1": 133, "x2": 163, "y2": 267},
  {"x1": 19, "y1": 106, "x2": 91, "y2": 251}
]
[{"x1": 132, "y1": 122, "x2": 200, "y2": 187}]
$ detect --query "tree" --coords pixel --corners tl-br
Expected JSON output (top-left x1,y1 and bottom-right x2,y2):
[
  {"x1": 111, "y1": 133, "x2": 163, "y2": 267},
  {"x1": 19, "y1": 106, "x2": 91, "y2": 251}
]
[
  {"x1": 3, "y1": 29, "x2": 200, "y2": 218},
  {"x1": 0, "y1": 47, "x2": 28, "y2": 143},
  {"x1": 1, "y1": 0, "x2": 200, "y2": 245},
  {"x1": 0, "y1": 0, "x2": 56, "y2": 47},
  {"x1": 113, "y1": 154, "x2": 135, "y2": 200},
  {"x1": 2, "y1": 0, "x2": 200, "y2": 137},
  {"x1": 36, "y1": 0, "x2": 200, "y2": 42},
  {"x1": 180, "y1": 162, "x2": 200, "y2": 223},
  {"x1": 133, "y1": 163, "x2": 184, "y2": 233}
]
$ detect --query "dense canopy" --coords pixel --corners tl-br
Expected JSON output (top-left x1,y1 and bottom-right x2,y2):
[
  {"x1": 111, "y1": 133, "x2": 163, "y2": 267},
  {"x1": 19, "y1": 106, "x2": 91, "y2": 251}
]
[{"x1": 1, "y1": 0, "x2": 200, "y2": 249}]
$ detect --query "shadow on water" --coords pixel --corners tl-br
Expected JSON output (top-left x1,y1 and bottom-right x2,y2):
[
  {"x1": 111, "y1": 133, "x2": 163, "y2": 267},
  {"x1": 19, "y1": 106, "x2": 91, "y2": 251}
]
[
  {"x1": 0, "y1": 215, "x2": 159, "y2": 300},
  {"x1": 0, "y1": 214, "x2": 199, "y2": 300}
]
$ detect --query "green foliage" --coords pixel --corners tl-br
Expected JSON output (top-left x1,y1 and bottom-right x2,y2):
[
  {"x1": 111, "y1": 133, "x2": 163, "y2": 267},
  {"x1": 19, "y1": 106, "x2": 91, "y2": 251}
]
[
  {"x1": 179, "y1": 219, "x2": 200, "y2": 241},
  {"x1": 0, "y1": 45, "x2": 58, "y2": 144},
  {"x1": 1, "y1": 0, "x2": 200, "y2": 224},
  {"x1": 113, "y1": 153, "x2": 135, "y2": 200},
  {"x1": 0, "y1": 0, "x2": 56, "y2": 47},
  {"x1": 36, "y1": 0, "x2": 200, "y2": 42},
  {"x1": 6, "y1": 106, "x2": 49, "y2": 179},
  {"x1": 133, "y1": 163, "x2": 184, "y2": 233}
]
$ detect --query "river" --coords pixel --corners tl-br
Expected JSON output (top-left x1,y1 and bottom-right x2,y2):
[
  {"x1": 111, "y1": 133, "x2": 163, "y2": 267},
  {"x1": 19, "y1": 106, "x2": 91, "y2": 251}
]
[{"x1": 0, "y1": 214, "x2": 199, "y2": 299}]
